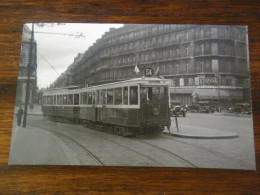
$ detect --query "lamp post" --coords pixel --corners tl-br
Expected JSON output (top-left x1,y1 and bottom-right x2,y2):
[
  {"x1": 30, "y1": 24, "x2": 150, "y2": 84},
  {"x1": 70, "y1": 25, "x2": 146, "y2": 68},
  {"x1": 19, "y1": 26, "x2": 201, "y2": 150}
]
[{"x1": 216, "y1": 72, "x2": 221, "y2": 113}]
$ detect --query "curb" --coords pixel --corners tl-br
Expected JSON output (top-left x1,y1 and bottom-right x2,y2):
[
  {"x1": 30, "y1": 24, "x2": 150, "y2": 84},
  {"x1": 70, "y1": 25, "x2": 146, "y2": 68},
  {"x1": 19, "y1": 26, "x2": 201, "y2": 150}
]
[
  {"x1": 27, "y1": 113, "x2": 43, "y2": 116},
  {"x1": 163, "y1": 131, "x2": 239, "y2": 139}
]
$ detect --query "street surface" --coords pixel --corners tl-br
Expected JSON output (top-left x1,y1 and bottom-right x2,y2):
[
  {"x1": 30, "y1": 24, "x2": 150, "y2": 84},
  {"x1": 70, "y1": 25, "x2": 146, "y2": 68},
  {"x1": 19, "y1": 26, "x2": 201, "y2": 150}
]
[{"x1": 9, "y1": 112, "x2": 256, "y2": 170}]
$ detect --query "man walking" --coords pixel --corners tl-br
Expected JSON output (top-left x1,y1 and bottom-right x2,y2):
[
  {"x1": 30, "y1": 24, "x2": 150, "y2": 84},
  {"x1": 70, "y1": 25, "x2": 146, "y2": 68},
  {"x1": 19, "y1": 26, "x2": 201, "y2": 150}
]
[{"x1": 16, "y1": 106, "x2": 23, "y2": 126}]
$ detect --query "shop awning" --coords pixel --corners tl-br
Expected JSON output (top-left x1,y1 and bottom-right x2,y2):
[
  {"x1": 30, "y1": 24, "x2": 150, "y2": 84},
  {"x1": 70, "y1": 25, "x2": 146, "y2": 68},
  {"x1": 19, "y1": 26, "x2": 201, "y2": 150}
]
[
  {"x1": 170, "y1": 88, "x2": 194, "y2": 94},
  {"x1": 192, "y1": 88, "x2": 242, "y2": 100}
]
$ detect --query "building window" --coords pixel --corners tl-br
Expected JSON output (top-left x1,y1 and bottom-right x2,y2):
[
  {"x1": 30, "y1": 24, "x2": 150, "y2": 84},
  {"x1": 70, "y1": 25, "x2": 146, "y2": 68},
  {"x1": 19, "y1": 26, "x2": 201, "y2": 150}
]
[
  {"x1": 185, "y1": 47, "x2": 189, "y2": 56},
  {"x1": 212, "y1": 59, "x2": 219, "y2": 73},
  {"x1": 200, "y1": 60, "x2": 204, "y2": 72},
  {"x1": 186, "y1": 31, "x2": 189, "y2": 40},
  {"x1": 176, "y1": 64, "x2": 179, "y2": 74},
  {"x1": 212, "y1": 43, "x2": 218, "y2": 55},
  {"x1": 186, "y1": 63, "x2": 189, "y2": 73},
  {"x1": 176, "y1": 49, "x2": 179, "y2": 57},
  {"x1": 200, "y1": 43, "x2": 204, "y2": 55},
  {"x1": 200, "y1": 29, "x2": 204, "y2": 38},
  {"x1": 227, "y1": 61, "x2": 231, "y2": 72},
  {"x1": 162, "y1": 66, "x2": 166, "y2": 73},
  {"x1": 211, "y1": 28, "x2": 218, "y2": 38}
]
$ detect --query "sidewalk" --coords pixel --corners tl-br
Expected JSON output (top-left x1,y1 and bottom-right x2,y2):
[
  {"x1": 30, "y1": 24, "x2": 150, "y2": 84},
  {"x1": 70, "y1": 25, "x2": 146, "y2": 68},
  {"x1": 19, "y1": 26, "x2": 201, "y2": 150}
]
[
  {"x1": 9, "y1": 122, "x2": 79, "y2": 165},
  {"x1": 213, "y1": 111, "x2": 252, "y2": 118},
  {"x1": 163, "y1": 124, "x2": 238, "y2": 139}
]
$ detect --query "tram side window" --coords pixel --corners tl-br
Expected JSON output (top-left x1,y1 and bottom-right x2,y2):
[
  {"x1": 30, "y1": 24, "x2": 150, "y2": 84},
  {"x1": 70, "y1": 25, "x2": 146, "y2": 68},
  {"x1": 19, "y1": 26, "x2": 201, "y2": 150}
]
[
  {"x1": 96, "y1": 90, "x2": 100, "y2": 105},
  {"x1": 74, "y1": 94, "x2": 79, "y2": 105},
  {"x1": 92, "y1": 92, "x2": 96, "y2": 105},
  {"x1": 88, "y1": 92, "x2": 92, "y2": 105},
  {"x1": 123, "y1": 87, "x2": 128, "y2": 105},
  {"x1": 46, "y1": 96, "x2": 49, "y2": 104},
  {"x1": 107, "y1": 89, "x2": 114, "y2": 105},
  {"x1": 130, "y1": 86, "x2": 138, "y2": 105},
  {"x1": 63, "y1": 95, "x2": 68, "y2": 105},
  {"x1": 68, "y1": 94, "x2": 73, "y2": 105},
  {"x1": 47, "y1": 96, "x2": 53, "y2": 105},
  {"x1": 98, "y1": 90, "x2": 102, "y2": 105},
  {"x1": 115, "y1": 88, "x2": 122, "y2": 105},
  {"x1": 57, "y1": 95, "x2": 59, "y2": 105},
  {"x1": 80, "y1": 93, "x2": 83, "y2": 105},
  {"x1": 59, "y1": 95, "x2": 62, "y2": 105},
  {"x1": 102, "y1": 90, "x2": 107, "y2": 105},
  {"x1": 82, "y1": 92, "x2": 88, "y2": 104}
]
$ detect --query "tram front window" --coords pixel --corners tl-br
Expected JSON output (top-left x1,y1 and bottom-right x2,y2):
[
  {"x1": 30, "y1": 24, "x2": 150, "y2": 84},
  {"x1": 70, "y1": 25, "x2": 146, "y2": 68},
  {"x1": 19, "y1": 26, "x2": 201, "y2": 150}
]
[
  {"x1": 130, "y1": 86, "x2": 138, "y2": 105},
  {"x1": 141, "y1": 86, "x2": 168, "y2": 102}
]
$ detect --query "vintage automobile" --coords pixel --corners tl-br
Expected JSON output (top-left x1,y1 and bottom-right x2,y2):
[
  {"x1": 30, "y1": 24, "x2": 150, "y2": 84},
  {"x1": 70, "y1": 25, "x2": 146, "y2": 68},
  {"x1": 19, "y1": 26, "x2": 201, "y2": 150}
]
[
  {"x1": 186, "y1": 105, "x2": 200, "y2": 113},
  {"x1": 228, "y1": 103, "x2": 252, "y2": 115},
  {"x1": 199, "y1": 105, "x2": 215, "y2": 113},
  {"x1": 170, "y1": 101, "x2": 186, "y2": 117}
]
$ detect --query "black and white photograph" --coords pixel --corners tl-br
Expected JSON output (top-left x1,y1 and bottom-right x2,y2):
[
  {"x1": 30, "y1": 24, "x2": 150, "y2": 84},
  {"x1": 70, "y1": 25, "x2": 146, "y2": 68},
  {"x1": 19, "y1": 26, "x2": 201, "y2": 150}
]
[{"x1": 8, "y1": 23, "x2": 256, "y2": 170}]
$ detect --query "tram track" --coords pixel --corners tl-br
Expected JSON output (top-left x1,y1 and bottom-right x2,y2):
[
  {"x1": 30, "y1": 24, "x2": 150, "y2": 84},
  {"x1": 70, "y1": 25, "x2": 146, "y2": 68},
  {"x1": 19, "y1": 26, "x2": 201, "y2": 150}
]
[
  {"x1": 83, "y1": 130, "x2": 167, "y2": 167},
  {"x1": 85, "y1": 128, "x2": 196, "y2": 167},
  {"x1": 27, "y1": 117, "x2": 253, "y2": 169},
  {"x1": 135, "y1": 139, "x2": 197, "y2": 168},
  {"x1": 27, "y1": 124, "x2": 104, "y2": 166},
  {"x1": 161, "y1": 134, "x2": 255, "y2": 169},
  {"x1": 39, "y1": 119, "x2": 198, "y2": 167},
  {"x1": 29, "y1": 121, "x2": 167, "y2": 167},
  {"x1": 43, "y1": 117, "x2": 195, "y2": 167}
]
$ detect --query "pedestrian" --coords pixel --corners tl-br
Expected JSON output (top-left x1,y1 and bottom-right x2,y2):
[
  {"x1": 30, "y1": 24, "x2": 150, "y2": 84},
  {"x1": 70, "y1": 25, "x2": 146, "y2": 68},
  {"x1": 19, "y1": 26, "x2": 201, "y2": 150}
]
[{"x1": 16, "y1": 106, "x2": 23, "y2": 126}]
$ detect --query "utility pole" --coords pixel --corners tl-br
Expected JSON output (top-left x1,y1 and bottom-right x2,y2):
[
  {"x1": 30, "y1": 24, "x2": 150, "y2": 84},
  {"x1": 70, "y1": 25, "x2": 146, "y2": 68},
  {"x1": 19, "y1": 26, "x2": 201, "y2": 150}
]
[{"x1": 23, "y1": 23, "x2": 34, "y2": 128}]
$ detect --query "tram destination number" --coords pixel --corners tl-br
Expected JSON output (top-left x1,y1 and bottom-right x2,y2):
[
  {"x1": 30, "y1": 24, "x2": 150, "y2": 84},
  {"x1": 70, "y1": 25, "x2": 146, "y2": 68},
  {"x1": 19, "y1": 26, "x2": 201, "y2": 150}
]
[{"x1": 144, "y1": 67, "x2": 154, "y2": 77}]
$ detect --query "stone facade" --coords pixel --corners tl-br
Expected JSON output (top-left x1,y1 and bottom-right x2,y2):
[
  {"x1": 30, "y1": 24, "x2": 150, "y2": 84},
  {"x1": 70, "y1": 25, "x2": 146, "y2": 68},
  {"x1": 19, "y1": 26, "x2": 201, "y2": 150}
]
[
  {"x1": 52, "y1": 24, "x2": 250, "y2": 108},
  {"x1": 16, "y1": 24, "x2": 37, "y2": 105}
]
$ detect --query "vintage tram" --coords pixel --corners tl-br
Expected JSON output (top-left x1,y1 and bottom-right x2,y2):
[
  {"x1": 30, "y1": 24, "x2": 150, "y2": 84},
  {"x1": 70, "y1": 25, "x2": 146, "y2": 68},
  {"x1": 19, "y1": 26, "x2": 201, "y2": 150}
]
[{"x1": 42, "y1": 77, "x2": 171, "y2": 136}]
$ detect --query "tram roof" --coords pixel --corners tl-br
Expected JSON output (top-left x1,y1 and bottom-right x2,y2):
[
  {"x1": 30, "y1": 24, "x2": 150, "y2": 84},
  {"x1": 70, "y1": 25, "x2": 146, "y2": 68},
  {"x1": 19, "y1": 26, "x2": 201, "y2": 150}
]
[
  {"x1": 80, "y1": 77, "x2": 170, "y2": 91},
  {"x1": 43, "y1": 77, "x2": 170, "y2": 95}
]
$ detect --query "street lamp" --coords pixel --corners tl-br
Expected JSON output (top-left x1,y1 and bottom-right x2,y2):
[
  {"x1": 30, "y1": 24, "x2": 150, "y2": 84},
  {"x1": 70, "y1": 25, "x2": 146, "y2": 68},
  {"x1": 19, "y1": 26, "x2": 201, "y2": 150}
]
[{"x1": 215, "y1": 72, "x2": 221, "y2": 113}]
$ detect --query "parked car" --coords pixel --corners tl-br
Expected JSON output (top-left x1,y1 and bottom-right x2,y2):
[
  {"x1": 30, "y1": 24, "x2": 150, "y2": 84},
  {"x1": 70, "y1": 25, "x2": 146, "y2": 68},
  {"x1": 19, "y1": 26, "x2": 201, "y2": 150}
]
[
  {"x1": 170, "y1": 102, "x2": 186, "y2": 117},
  {"x1": 228, "y1": 106, "x2": 245, "y2": 114},
  {"x1": 228, "y1": 103, "x2": 252, "y2": 115},
  {"x1": 199, "y1": 106, "x2": 215, "y2": 113},
  {"x1": 187, "y1": 105, "x2": 200, "y2": 113}
]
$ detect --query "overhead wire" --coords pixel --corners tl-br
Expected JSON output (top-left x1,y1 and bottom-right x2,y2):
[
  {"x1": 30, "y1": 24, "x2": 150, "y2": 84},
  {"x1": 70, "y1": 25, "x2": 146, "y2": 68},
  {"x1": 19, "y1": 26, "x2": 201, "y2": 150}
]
[{"x1": 37, "y1": 52, "x2": 60, "y2": 76}]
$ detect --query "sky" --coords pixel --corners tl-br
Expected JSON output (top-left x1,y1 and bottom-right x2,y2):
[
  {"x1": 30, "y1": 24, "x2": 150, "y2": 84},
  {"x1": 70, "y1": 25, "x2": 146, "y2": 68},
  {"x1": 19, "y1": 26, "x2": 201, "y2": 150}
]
[{"x1": 25, "y1": 23, "x2": 124, "y2": 89}]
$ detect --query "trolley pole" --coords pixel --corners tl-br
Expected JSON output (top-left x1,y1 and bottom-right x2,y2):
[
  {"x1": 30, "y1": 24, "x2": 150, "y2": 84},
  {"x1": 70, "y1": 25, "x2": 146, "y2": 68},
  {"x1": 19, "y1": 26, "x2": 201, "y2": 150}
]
[{"x1": 23, "y1": 23, "x2": 34, "y2": 128}]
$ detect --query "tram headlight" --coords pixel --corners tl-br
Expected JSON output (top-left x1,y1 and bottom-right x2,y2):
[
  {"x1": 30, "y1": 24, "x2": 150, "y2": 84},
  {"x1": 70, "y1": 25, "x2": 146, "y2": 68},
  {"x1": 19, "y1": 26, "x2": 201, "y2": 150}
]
[{"x1": 153, "y1": 106, "x2": 160, "y2": 116}]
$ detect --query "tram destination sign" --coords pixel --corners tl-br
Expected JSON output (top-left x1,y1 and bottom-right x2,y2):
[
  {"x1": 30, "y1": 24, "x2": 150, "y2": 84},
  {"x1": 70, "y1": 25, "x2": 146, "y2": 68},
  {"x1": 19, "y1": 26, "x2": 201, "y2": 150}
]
[{"x1": 144, "y1": 67, "x2": 154, "y2": 77}]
